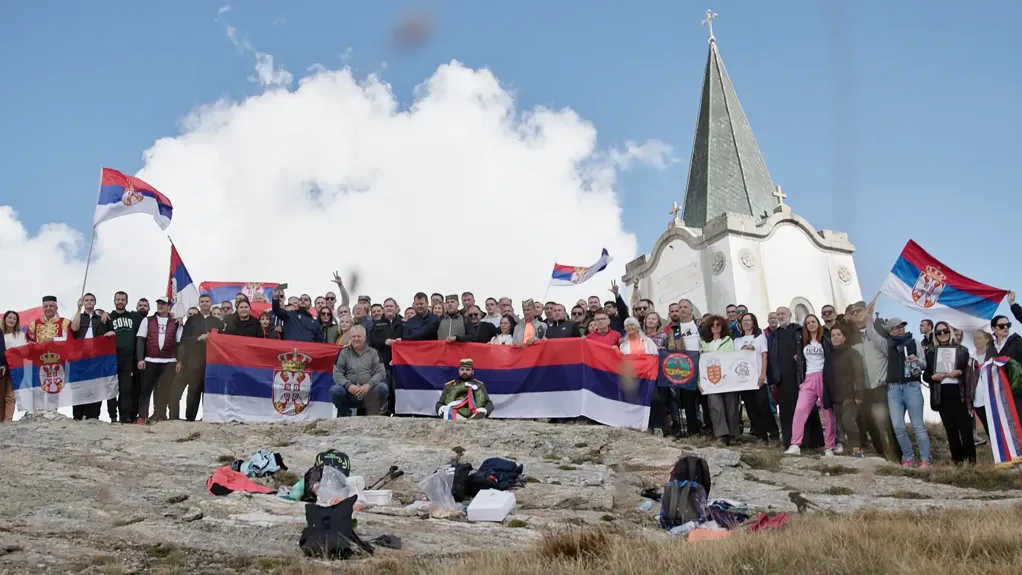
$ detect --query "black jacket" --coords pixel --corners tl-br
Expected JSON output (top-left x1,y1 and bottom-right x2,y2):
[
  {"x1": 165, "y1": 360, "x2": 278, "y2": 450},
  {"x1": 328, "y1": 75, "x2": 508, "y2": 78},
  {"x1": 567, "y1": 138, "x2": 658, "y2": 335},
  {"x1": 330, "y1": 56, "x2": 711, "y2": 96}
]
[
  {"x1": 0, "y1": 333, "x2": 7, "y2": 370},
  {"x1": 985, "y1": 332, "x2": 1022, "y2": 367},
  {"x1": 369, "y1": 316, "x2": 404, "y2": 365},
  {"x1": 223, "y1": 316, "x2": 263, "y2": 338},
  {"x1": 180, "y1": 313, "x2": 225, "y2": 343},
  {"x1": 923, "y1": 343, "x2": 972, "y2": 410},
  {"x1": 607, "y1": 294, "x2": 630, "y2": 335},
  {"x1": 404, "y1": 314, "x2": 473, "y2": 341},
  {"x1": 881, "y1": 331, "x2": 919, "y2": 384},
  {"x1": 72, "y1": 312, "x2": 112, "y2": 339},
  {"x1": 457, "y1": 320, "x2": 498, "y2": 343},
  {"x1": 546, "y1": 320, "x2": 581, "y2": 339},
  {"x1": 768, "y1": 324, "x2": 803, "y2": 385}
]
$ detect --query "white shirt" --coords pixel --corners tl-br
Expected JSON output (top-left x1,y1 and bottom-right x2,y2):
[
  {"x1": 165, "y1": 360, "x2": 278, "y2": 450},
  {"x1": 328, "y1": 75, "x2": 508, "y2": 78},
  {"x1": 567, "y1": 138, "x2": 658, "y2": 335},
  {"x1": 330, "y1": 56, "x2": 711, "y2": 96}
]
[
  {"x1": 136, "y1": 315, "x2": 183, "y2": 363},
  {"x1": 4, "y1": 331, "x2": 28, "y2": 350},
  {"x1": 489, "y1": 333, "x2": 514, "y2": 346},
  {"x1": 804, "y1": 340, "x2": 825, "y2": 374},
  {"x1": 483, "y1": 313, "x2": 503, "y2": 328},
  {"x1": 735, "y1": 333, "x2": 769, "y2": 378},
  {"x1": 82, "y1": 312, "x2": 95, "y2": 339},
  {"x1": 675, "y1": 320, "x2": 701, "y2": 351}
]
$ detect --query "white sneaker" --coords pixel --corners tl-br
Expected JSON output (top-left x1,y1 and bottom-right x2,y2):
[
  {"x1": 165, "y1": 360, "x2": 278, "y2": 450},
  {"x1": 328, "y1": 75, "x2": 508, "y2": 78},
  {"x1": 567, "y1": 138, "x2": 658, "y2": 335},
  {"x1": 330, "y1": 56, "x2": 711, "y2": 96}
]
[
  {"x1": 834, "y1": 444, "x2": 844, "y2": 455},
  {"x1": 824, "y1": 449, "x2": 835, "y2": 457},
  {"x1": 784, "y1": 445, "x2": 801, "y2": 456}
]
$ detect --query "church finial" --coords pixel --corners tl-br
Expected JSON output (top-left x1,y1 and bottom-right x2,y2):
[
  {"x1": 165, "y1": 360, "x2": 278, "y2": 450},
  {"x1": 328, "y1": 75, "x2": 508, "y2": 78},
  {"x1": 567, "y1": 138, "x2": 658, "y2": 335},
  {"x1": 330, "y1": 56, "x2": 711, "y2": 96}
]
[
  {"x1": 669, "y1": 201, "x2": 683, "y2": 227},
  {"x1": 702, "y1": 9, "x2": 718, "y2": 43},
  {"x1": 773, "y1": 185, "x2": 787, "y2": 207}
]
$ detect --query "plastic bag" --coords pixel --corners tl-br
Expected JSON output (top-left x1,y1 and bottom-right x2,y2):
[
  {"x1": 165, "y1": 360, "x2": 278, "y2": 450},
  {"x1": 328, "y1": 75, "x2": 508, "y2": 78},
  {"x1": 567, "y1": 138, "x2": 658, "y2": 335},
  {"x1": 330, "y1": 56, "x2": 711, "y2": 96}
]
[
  {"x1": 316, "y1": 466, "x2": 350, "y2": 506},
  {"x1": 417, "y1": 468, "x2": 458, "y2": 509}
]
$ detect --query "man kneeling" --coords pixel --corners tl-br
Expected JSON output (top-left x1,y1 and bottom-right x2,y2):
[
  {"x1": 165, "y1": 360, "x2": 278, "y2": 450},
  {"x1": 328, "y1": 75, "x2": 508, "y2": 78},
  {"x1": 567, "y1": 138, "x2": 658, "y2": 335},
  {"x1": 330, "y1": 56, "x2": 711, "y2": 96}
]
[
  {"x1": 437, "y1": 358, "x2": 494, "y2": 420},
  {"x1": 330, "y1": 325, "x2": 388, "y2": 416}
]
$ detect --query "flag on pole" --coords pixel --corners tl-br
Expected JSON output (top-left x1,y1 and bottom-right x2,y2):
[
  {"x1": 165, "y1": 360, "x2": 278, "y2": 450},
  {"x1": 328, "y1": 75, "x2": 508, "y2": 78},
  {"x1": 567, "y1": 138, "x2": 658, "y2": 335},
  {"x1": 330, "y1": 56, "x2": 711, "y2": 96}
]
[
  {"x1": 168, "y1": 242, "x2": 201, "y2": 318},
  {"x1": 880, "y1": 240, "x2": 1007, "y2": 330},
  {"x1": 977, "y1": 358, "x2": 1022, "y2": 466},
  {"x1": 94, "y1": 168, "x2": 174, "y2": 230},
  {"x1": 550, "y1": 249, "x2": 612, "y2": 286}
]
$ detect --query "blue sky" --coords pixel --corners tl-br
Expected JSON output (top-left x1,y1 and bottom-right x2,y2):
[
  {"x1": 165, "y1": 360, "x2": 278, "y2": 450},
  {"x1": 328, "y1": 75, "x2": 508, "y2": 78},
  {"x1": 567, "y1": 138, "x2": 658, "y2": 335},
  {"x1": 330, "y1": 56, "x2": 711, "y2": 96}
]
[{"x1": 2, "y1": 1, "x2": 1020, "y2": 331}]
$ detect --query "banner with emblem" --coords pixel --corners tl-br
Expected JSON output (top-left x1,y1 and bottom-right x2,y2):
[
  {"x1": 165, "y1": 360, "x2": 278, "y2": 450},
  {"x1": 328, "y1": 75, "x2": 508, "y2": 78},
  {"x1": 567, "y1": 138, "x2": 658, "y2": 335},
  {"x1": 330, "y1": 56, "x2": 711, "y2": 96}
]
[
  {"x1": 199, "y1": 281, "x2": 278, "y2": 317},
  {"x1": 697, "y1": 350, "x2": 759, "y2": 395},
  {"x1": 656, "y1": 349, "x2": 700, "y2": 390},
  {"x1": 203, "y1": 333, "x2": 335, "y2": 423},
  {"x1": 4, "y1": 337, "x2": 117, "y2": 411}
]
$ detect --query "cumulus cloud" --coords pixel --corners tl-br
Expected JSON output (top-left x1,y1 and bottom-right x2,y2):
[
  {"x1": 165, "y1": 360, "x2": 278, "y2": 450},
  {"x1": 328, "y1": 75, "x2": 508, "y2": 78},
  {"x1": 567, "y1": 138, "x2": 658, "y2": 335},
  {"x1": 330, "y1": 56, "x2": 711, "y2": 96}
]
[
  {"x1": 0, "y1": 58, "x2": 670, "y2": 315},
  {"x1": 216, "y1": 4, "x2": 231, "y2": 20}
]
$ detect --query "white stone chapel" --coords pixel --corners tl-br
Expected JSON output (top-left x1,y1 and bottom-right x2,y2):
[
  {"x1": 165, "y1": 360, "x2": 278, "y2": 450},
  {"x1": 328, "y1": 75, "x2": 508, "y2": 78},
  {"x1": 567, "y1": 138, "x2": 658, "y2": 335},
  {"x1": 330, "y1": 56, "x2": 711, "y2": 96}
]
[{"x1": 622, "y1": 12, "x2": 863, "y2": 322}]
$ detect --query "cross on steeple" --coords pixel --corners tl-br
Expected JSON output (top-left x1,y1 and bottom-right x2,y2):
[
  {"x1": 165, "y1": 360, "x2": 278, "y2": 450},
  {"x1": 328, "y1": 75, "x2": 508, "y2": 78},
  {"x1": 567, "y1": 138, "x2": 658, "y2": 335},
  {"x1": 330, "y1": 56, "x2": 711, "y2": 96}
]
[
  {"x1": 669, "y1": 201, "x2": 682, "y2": 221},
  {"x1": 702, "y1": 9, "x2": 718, "y2": 43},
  {"x1": 773, "y1": 185, "x2": 787, "y2": 206}
]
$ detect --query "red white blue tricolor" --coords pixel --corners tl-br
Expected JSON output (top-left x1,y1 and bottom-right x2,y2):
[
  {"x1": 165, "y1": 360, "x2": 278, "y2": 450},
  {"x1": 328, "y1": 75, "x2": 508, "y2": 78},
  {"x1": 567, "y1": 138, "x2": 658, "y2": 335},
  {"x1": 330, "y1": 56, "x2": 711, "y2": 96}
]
[
  {"x1": 550, "y1": 248, "x2": 612, "y2": 286},
  {"x1": 977, "y1": 358, "x2": 1022, "y2": 466},
  {"x1": 95, "y1": 167, "x2": 174, "y2": 230},
  {"x1": 4, "y1": 338, "x2": 118, "y2": 411},
  {"x1": 880, "y1": 240, "x2": 1007, "y2": 329},
  {"x1": 168, "y1": 243, "x2": 201, "y2": 318}
]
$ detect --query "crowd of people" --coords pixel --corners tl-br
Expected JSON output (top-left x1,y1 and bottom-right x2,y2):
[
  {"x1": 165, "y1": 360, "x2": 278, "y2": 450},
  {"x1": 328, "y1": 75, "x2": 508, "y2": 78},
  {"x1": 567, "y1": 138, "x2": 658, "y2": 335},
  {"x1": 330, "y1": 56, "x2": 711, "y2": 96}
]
[{"x1": 2, "y1": 276, "x2": 1021, "y2": 468}]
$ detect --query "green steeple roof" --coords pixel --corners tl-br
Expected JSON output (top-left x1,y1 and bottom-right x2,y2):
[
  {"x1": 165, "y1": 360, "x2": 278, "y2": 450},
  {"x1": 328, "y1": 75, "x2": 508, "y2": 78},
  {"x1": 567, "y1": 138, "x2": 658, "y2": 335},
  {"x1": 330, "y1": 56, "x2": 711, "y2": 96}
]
[{"x1": 681, "y1": 36, "x2": 777, "y2": 228}]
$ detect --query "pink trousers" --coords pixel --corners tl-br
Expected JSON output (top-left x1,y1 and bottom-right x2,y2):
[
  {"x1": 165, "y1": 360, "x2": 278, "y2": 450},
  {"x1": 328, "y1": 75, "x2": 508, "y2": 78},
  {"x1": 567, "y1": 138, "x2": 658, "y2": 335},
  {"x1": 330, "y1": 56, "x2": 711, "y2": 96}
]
[{"x1": 791, "y1": 371, "x2": 837, "y2": 449}]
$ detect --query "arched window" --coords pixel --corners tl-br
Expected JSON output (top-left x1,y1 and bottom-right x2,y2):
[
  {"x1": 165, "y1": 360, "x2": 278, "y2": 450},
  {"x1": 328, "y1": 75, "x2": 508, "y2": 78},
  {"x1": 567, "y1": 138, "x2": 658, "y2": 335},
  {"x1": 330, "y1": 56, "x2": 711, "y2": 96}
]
[{"x1": 790, "y1": 297, "x2": 815, "y2": 324}]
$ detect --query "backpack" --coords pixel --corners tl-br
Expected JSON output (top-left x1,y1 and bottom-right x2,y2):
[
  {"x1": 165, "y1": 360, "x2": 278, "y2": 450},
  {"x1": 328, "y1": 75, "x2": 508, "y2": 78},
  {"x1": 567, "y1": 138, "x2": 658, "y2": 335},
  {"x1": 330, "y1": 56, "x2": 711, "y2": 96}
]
[
  {"x1": 299, "y1": 495, "x2": 374, "y2": 559},
  {"x1": 450, "y1": 462, "x2": 475, "y2": 503},
  {"x1": 670, "y1": 455, "x2": 711, "y2": 496},
  {"x1": 659, "y1": 480, "x2": 708, "y2": 529},
  {"x1": 301, "y1": 450, "x2": 351, "y2": 503},
  {"x1": 466, "y1": 458, "x2": 523, "y2": 498}
]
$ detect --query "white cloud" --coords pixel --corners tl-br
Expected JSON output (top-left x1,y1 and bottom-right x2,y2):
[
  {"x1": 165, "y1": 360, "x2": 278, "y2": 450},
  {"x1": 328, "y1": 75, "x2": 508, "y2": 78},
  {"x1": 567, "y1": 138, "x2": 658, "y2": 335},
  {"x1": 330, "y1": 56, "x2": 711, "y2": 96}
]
[
  {"x1": 217, "y1": 4, "x2": 231, "y2": 20},
  {"x1": 251, "y1": 52, "x2": 293, "y2": 88},
  {"x1": 0, "y1": 60, "x2": 670, "y2": 316}
]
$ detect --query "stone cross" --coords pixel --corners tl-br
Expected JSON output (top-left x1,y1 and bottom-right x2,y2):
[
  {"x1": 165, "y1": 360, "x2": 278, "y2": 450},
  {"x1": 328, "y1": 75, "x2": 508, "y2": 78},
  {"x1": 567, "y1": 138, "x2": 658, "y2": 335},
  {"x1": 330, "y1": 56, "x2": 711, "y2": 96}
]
[
  {"x1": 702, "y1": 10, "x2": 718, "y2": 42},
  {"x1": 669, "y1": 201, "x2": 682, "y2": 222},
  {"x1": 773, "y1": 185, "x2": 787, "y2": 206}
]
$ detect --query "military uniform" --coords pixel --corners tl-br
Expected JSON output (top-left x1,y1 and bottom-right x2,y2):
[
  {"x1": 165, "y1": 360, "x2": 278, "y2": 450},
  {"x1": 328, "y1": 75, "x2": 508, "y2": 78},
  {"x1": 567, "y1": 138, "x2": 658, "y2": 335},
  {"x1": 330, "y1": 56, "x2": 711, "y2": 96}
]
[{"x1": 436, "y1": 358, "x2": 494, "y2": 419}]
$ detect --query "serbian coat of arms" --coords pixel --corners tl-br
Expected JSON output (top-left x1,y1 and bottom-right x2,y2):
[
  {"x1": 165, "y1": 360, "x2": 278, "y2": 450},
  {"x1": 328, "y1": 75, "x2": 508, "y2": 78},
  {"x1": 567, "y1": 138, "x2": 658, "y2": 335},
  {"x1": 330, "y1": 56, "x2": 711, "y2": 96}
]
[
  {"x1": 272, "y1": 350, "x2": 312, "y2": 416},
  {"x1": 38, "y1": 351, "x2": 65, "y2": 394},
  {"x1": 570, "y1": 266, "x2": 590, "y2": 284},
  {"x1": 911, "y1": 265, "x2": 946, "y2": 309},
  {"x1": 243, "y1": 282, "x2": 269, "y2": 303},
  {"x1": 120, "y1": 182, "x2": 143, "y2": 206}
]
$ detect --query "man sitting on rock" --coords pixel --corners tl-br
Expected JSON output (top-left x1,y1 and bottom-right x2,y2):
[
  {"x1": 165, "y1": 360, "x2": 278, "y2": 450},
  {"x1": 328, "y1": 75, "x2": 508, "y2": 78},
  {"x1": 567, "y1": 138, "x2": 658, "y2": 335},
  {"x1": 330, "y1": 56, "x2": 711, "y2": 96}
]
[{"x1": 436, "y1": 358, "x2": 494, "y2": 420}]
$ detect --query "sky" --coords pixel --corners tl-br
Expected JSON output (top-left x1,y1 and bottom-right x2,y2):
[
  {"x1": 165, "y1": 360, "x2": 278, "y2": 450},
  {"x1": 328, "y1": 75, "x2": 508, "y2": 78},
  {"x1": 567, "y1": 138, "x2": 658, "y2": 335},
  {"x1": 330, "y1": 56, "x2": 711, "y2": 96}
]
[{"x1": 1, "y1": 0, "x2": 1020, "y2": 339}]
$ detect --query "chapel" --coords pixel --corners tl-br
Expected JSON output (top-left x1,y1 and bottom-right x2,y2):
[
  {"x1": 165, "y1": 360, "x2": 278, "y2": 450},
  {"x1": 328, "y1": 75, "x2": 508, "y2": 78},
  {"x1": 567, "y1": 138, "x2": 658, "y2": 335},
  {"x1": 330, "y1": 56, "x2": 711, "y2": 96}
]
[{"x1": 622, "y1": 12, "x2": 863, "y2": 322}]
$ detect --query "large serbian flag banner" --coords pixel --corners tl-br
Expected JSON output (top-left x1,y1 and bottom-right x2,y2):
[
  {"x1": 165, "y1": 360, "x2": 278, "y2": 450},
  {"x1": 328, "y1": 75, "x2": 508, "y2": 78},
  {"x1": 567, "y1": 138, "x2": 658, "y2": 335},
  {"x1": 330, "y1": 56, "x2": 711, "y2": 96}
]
[
  {"x1": 199, "y1": 281, "x2": 279, "y2": 317},
  {"x1": 203, "y1": 333, "x2": 334, "y2": 423},
  {"x1": 977, "y1": 358, "x2": 1022, "y2": 467},
  {"x1": 94, "y1": 168, "x2": 174, "y2": 230},
  {"x1": 392, "y1": 339, "x2": 658, "y2": 429},
  {"x1": 880, "y1": 240, "x2": 1007, "y2": 329},
  {"x1": 5, "y1": 338, "x2": 117, "y2": 411}
]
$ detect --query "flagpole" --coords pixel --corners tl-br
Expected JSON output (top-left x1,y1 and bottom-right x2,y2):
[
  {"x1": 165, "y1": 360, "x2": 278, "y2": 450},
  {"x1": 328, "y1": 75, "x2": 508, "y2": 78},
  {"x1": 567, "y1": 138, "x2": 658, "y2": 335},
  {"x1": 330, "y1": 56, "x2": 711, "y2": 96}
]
[
  {"x1": 540, "y1": 261, "x2": 555, "y2": 304},
  {"x1": 80, "y1": 169, "x2": 104, "y2": 298}
]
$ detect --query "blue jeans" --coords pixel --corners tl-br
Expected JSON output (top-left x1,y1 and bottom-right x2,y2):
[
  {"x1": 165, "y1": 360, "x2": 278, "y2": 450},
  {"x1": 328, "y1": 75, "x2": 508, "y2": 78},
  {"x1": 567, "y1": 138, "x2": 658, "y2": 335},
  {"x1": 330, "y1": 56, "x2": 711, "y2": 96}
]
[
  {"x1": 888, "y1": 381, "x2": 930, "y2": 463},
  {"x1": 330, "y1": 383, "x2": 388, "y2": 416}
]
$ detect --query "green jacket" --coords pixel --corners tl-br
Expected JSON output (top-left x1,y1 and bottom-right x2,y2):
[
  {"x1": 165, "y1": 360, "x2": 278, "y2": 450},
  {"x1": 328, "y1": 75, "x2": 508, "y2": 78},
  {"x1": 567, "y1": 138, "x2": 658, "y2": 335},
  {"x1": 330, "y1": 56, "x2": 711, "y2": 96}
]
[{"x1": 436, "y1": 379, "x2": 494, "y2": 419}]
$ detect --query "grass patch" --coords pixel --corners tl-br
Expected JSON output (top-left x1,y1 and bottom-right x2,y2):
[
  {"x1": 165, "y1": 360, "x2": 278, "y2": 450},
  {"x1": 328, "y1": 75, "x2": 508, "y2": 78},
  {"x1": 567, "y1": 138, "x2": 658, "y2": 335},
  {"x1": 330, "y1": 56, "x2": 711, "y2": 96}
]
[
  {"x1": 273, "y1": 439, "x2": 292, "y2": 448},
  {"x1": 303, "y1": 422, "x2": 329, "y2": 436},
  {"x1": 508, "y1": 519, "x2": 528, "y2": 528},
  {"x1": 271, "y1": 469, "x2": 300, "y2": 488},
  {"x1": 111, "y1": 516, "x2": 145, "y2": 527},
  {"x1": 175, "y1": 431, "x2": 201, "y2": 442},
  {"x1": 889, "y1": 490, "x2": 931, "y2": 500},
  {"x1": 824, "y1": 486, "x2": 854, "y2": 496},
  {"x1": 166, "y1": 494, "x2": 188, "y2": 504},
  {"x1": 574, "y1": 442, "x2": 588, "y2": 448},
  {"x1": 216, "y1": 454, "x2": 235, "y2": 464},
  {"x1": 571, "y1": 449, "x2": 605, "y2": 465},
  {"x1": 543, "y1": 453, "x2": 561, "y2": 460},
  {"x1": 874, "y1": 463, "x2": 1022, "y2": 491},
  {"x1": 600, "y1": 515, "x2": 615, "y2": 522},
  {"x1": 811, "y1": 463, "x2": 859, "y2": 476},
  {"x1": 558, "y1": 465, "x2": 578, "y2": 471},
  {"x1": 525, "y1": 476, "x2": 541, "y2": 483},
  {"x1": 145, "y1": 543, "x2": 179, "y2": 559},
  {"x1": 741, "y1": 450, "x2": 783, "y2": 473}
]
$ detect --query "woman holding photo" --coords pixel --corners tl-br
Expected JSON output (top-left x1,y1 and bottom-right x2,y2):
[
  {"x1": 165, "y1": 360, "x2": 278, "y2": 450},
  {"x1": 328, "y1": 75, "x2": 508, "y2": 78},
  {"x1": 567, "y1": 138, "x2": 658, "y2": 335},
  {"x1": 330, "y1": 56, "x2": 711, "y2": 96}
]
[{"x1": 924, "y1": 321, "x2": 975, "y2": 465}]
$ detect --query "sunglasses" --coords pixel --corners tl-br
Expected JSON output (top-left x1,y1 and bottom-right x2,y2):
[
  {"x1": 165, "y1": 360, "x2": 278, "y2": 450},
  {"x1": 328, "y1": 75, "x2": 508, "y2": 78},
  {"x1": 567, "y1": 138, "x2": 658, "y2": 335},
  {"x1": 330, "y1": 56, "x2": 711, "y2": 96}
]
[
  {"x1": 320, "y1": 312, "x2": 332, "y2": 318},
  {"x1": 325, "y1": 296, "x2": 336, "y2": 301},
  {"x1": 822, "y1": 310, "x2": 835, "y2": 315},
  {"x1": 571, "y1": 311, "x2": 584, "y2": 316},
  {"x1": 635, "y1": 307, "x2": 648, "y2": 312},
  {"x1": 997, "y1": 323, "x2": 1011, "y2": 329},
  {"x1": 467, "y1": 313, "x2": 480, "y2": 318},
  {"x1": 935, "y1": 329, "x2": 950, "y2": 336}
]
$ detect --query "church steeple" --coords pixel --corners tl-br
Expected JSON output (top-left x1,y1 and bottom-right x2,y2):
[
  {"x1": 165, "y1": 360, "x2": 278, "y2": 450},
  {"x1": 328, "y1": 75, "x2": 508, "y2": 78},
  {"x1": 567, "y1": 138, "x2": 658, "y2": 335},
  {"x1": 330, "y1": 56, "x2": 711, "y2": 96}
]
[{"x1": 681, "y1": 11, "x2": 777, "y2": 228}]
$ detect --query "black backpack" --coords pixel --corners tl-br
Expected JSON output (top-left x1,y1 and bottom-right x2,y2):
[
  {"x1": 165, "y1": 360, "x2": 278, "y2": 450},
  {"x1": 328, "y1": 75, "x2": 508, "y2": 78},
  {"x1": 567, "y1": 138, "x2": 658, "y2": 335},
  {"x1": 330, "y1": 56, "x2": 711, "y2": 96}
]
[
  {"x1": 450, "y1": 462, "x2": 475, "y2": 502},
  {"x1": 466, "y1": 458, "x2": 523, "y2": 498},
  {"x1": 659, "y1": 480, "x2": 707, "y2": 529},
  {"x1": 301, "y1": 450, "x2": 351, "y2": 503},
  {"x1": 299, "y1": 495, "x2": 373, "y2": 559},
  {"x1": 670, "y1": 455, "x2": 711, "y2": 496}
]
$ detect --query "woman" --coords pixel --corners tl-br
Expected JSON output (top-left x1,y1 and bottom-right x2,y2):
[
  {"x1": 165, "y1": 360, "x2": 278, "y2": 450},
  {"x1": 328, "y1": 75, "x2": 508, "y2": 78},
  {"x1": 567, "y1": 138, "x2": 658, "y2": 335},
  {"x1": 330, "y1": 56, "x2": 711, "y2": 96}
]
[
  {"x1": 734, "y1": 313, "x2": 779, "y2": 443},
  {"x1": 699, "y1": 315, "x2": 740, "y2": 445},
  {"x1": 319, "y1": 307, "x2": 339, "y2": 343},
  {"x1": 644, "y1": 312, "x2": 668, "y2": 349},
  {"x1": 987, "y1": 315, "x2": 1022, "y2": 367},
  {"x1": 431, "y1": 302, "x2": 444, "y2": 318},
  {"x1": 259, "y1": 312, "x2": 280, "y2": 340},
  {"x1": 2, "y1": 311, "x2": 26, "y2": 421},
  {"x1": 490, "y1": 316, "x2": 515, "y2": 346},
  {"x1": 644, "y1": 311, "x2": 680, "y2": 435},
  {"x1": 970, "y1": 329, "x2": 991, "y2": 437},
  {"x1": 828, "y1": 325, "x2": 866, "y2": 457},
  {"x1": 924, "y1": 321, "x2": 976, "y2": 465},
  {"x1": 335, "y1": 315, "x2": 354, "y2": 346},
  {"x1": 223, "y1": 301, "x2": 262, "y2": 338},
  {"x1": 211, "y1": 307, "x2": 224, "y2": 320},
  {"x1": 620, "y1": 317, "x2": 658, "y2": 355},
  {"x1": 785, "y1": 314, "x2": 838, "y2": 457}
]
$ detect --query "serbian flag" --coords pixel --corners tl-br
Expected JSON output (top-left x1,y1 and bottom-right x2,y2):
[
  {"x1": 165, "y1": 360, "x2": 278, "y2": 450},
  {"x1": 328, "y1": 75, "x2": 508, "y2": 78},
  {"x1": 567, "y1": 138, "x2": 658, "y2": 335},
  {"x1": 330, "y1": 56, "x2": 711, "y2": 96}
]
[
  {"x1": 199, "y1": 281, "x2": 278, "y2": 317},
  {"x1": 978, "y1": 358, "x2": 1022, "y2": 467},
  {"x1": 168, "y1": 242, "x2": 201, "y2": 318},
  {"x1": 5, "y1": 338, "x2": 117, "y2": 411},
  {"x1": 94, "y1": 168, "x2": 174, "y2": 230},
  {"x1": 550, "y1": 249, "x2": 612, "y2": 286},
  {"x1": 16, "y1": 307, "x2": 44, "y2": 334},
  {"x1": 880, "y1": 240, "x2": 1007, "y2": 330},
  {"x1": 392, "y1": 338, "x2": 657, "y2": 429},
  {"x1": 202, "y1": 333, "x2": 335, "y2": 423}
]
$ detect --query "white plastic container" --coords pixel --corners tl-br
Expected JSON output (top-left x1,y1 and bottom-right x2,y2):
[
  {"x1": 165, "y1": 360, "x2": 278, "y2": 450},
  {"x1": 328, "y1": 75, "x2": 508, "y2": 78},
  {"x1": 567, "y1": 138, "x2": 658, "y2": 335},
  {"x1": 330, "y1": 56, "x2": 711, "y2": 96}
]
[
  {"x1": 466, "y1": 489, "x2": 516, "y2": 522},
  {"x1": 359, "y1": 490, "x2": 393, "y2": 506}
]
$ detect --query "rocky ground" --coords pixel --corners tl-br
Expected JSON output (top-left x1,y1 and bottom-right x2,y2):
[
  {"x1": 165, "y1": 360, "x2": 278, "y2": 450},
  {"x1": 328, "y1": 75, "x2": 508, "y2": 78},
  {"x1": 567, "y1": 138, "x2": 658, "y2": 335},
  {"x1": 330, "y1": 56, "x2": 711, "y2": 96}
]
[{"x1": 1, "y1": 413, "x2": 1020, "y2": 574}]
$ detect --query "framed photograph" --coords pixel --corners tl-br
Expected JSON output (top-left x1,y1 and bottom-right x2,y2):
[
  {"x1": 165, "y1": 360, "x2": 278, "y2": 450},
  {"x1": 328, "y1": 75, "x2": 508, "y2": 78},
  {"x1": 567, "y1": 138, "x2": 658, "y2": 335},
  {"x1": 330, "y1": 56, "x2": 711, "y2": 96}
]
[{"x1": 935, "y1": 346, "x2": 957, "y2": 374}]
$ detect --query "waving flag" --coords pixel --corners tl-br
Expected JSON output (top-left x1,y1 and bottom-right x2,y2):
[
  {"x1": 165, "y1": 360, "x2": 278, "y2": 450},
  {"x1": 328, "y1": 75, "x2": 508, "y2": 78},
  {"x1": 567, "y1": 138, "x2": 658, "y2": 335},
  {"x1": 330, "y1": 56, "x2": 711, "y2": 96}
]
[
  {"x1": 880, "y1": 240, "x2": 1007, "y2": 329},
  {"x1": 392, "y1": 339, "x2": 657, "y2": 429},
  {"x1": 550, "y1": 248, "x2": 612, "y2": 286},
  {"x1": 203, "y1": 333, "x2": 335, "y2": 423},
  {"x1": 168, "y1": 242, "x2": 201, "y2": 318},
  {"x1": 5, "y1": 338, "x2": 117, "y2": 411},
  {"x1": 199, "y1": 281, "x2": 279, "y2": 316},
  {"x1": 977, "y1": 358, "x2": 1022, "y2": 466},
  {"x1": 94, "y1": 168, "x2": 174, "y2": 230}
]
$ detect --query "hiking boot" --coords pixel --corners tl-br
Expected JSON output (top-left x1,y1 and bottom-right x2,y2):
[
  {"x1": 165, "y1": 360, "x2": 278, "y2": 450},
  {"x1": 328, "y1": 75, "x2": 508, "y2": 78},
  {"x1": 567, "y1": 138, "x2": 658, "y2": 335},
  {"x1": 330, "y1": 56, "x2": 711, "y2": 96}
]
[
  {"x1": 824, "y1": 449, "x2": 835, "y2": 457},
  {"x1": 784, "y1": 445, "x2": 801, "y2": 456}
]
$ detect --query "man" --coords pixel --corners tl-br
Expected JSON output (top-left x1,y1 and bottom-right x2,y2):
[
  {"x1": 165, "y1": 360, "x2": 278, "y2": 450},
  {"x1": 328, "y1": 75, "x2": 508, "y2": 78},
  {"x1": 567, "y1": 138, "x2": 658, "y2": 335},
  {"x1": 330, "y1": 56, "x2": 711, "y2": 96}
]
[
  {"x1": 135, "y1": 298, "x2": 182, "y2": 423},
  {"x1": 499, "y1": 299, "x2": 517, "y2": 322},
  {"x1": 436, "y1": 358, "x2": 494, "y2": 420},
  {"x1": 330, "y1": 325, "x2": 387, "y2": 416},
  {"x1": 369, "y1": 304, "x2": 384, "y2": 322},
  {"x1": 271, "y1": 287, "x2": 324, "y2": 342},
  {"x1": 821, "y1": 305, "x2": 838, "y2": 331},
  {"x1": 220, "y1": 301, "x2": 234, "y2": 317},
  {"x1": 587, "y1": 296, "x2": 602, "y2": 315},
  {"x1": 71, "y1": 293, "x2": 114, "y2": 420},
  {"x1": 26, "y1": 296, "x2": 72, "y2": 343},
  {"x1": 585, "y1": 310, "x2": 620, "y2": 347},
  {"x1": 874, "y1": 313, "x2": 930, "y2": 466},
  {"x1": 370, "y1": 297, "x2": 404, "y2": 414},
  {"x1": 919, "y1": 319, "x2": 935, "y2": 357},
  {"x1": 176, "y1": 294, "x2": 224, "y2": 421},
  {"x1": 403, "y1": 292, "x2": 438, "y2": 338},
  {"x1": 543, "y1": 301, "x2": 557, "y2": 324},
  {"x1": 765, "y1": 312, "x2": 778, "y2": 337},
  {"x1": 482, "y1": 298, "x2": 502, "y2": 327},
  {"x1": 604, "y1": 281, "x2": 630, "y2": 334},
  {"x1": 137, "y1": 298, "x2": 150, "y2": 316},
  {"x1": 848, "y1": 299, "x2": 901, "y2": 461},
  {"x1": 768, "y1": 306, "x2": 824, "y2": 449},
  {"x1": 546, "y1": 304, "x2": 581, "y2": 338},
  {"x1": 513, "y1": 299, "x2": 547, "y2": 347},
  {"x1": 405, "y1": 294, "x2": 471, "y2": 342},
  {"x1": 569, "y1": 305, "x2": 587, "y2": 329},
  {"x1": 457, "y1": 305, "x2": 498, "y2": 343},
  {"x1": 663, "y1": 299, "x2": 702, "y2": 435},
  {"x1": 725, "y1": 304, "x2": 741, "y2": 339},
  {"x1": 460, "y1": 292, "x2": 476, "y2": 315},
  {"x1": 430, "y1": 293, "x2": 443, "y2": 308},
  {"x1": 351, "y1": 302, "x2": 373, "y2": 333},
  {"x1": 314, "y1": 296, "x2": 327, "y2": 311}
]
